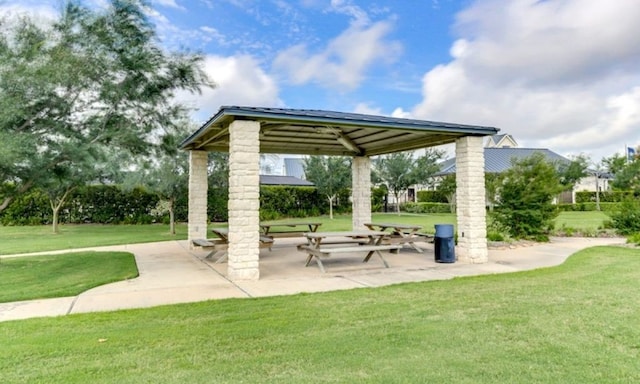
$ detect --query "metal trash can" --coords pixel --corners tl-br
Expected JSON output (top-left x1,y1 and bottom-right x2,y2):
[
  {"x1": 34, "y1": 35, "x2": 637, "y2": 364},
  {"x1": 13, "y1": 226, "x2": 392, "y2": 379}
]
[{"x1": 434, "y1": 224, "x2": 455, "y2": 263}]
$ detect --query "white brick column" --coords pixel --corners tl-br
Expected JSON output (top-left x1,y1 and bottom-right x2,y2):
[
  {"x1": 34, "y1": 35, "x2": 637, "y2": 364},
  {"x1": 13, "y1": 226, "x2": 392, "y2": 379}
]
[
  {"x1": 188, "y1": 150, "x2": 208, "y2": 247},
  {"x1": 455, "y1": 136, "x2": 488, "y2": 263},
  {"x1": 352, "y1": 156, "x2": 372, "y2": 230},
  {"x1": 227, "y1": 120, "x2": 260, "y2": 280}
]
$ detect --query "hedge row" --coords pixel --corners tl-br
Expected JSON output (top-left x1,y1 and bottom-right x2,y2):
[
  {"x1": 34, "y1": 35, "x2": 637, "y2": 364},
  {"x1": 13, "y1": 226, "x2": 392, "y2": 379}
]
[
  {"x1": 401, "y1": 202, "x2": 452, "y2": 214},
  {"x1": 575, "y1": 191, "x2": 640, "y2": 203},
  {"x1": 416, "y1": 190, "x2": 449, "y2": 203},
  {"x1": 0, "y1": 184, "x2": 338, "y2": 225}
]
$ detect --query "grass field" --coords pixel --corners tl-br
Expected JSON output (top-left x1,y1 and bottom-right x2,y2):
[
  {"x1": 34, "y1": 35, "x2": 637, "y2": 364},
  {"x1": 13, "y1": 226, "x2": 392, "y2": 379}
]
[
  {"x1": 1, "y1": 246, "x2": 638, "y2": 383},
  {"x1": 1, "y1": 211, "x2": 605, "y2": 255},
  {"x1": 0, "y1": 252, "x2": 139, "y2": 303}
]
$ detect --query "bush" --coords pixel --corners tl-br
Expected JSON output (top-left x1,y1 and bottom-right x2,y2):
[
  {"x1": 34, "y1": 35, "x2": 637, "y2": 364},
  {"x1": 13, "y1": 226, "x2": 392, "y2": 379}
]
[
  {"x1": 259, "y1": 186, "x2": 324, "y2": 220},
  {"x1": 575, "y1": 190, "x2": 637, "y2": 203},
  {"x1": 556, "y1": 202, "x2": 620, "y2": 212},
  {"x1": 416, "y1": 190, "x2": 448, "y2": 203},
  {"x1": 402, "y1": 202, "x2": 451, "y2": 213},
  {"x1": 492, "y1": 153, "x2": 562, "y2": 241},
  {"x1": 609, "y1": 199, "x2": 640, "y2": 235}
]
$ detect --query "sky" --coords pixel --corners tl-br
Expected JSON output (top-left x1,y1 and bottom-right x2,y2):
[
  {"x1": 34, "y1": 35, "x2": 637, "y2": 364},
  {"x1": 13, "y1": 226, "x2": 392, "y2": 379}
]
[{"x1": 3, "y1": 0, "x2": 640, "y2": 163}]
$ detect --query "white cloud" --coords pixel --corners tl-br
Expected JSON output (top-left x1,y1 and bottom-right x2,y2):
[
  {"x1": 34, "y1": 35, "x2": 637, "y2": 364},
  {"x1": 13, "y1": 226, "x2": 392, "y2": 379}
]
[
  {"x1": 273, "y1": 20, "x2": 401, "y2": 91},
  {"x1": 179, "y1": 55, "x2": 283, "y2": 122},
  {"x1": 154, "y1": 0, "x2": 185, "y2": 10},
  {"x1": 412, "y1": 0, "x2": 640, "y2": 160}
]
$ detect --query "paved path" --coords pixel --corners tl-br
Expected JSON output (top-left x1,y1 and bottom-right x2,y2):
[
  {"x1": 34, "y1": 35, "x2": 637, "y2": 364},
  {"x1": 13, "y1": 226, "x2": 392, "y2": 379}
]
[{"x1": 0, "y1": 237, "x2": 626, "y2": 322}]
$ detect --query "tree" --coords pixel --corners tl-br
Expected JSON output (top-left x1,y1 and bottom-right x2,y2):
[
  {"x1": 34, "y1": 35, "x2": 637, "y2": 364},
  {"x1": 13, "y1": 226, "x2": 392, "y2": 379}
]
[
  {"x1": 485, "y1": 172, "x2": 502, "y2": 212},
  {"x1": 437, "y1": 174, "x2": 457, "y2": 213},
  {"x1": 374, "y1": 152, "x2": 416, "y2": 214},
  {"x1": 303, "y1": 156, "x2": 351, "y2": 219},
  {"x1": 0, "y1": 0, "x2": 211, "y2": 217},
  {"x1": 494, "y1": 153, "x2": 563, "y2": 241},
  {"x1": 412, "y1": 148, "x2": 445, "y2": 187},
  {"x1": 611, "y1": 157, "x2": 640, "y2": 194},
  {"x1": 558, "y1": 154, "x2": 589, "y2": 191},
  {"x1": 603, "y1": 153, "x2": 628, "y2": 175}
]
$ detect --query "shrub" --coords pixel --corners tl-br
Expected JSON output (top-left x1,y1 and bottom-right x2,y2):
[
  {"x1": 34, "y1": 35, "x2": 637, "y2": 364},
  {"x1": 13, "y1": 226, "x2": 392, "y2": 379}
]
[
  {"x1": 492, "y1": 153, "x2": 562, "y2": 241},
  {"x1": 609, "y1": 199, "x2": 640, "y2": 235},
  {"x1": 416, "y1": 190, "x2": 448, "y2": 203},
  {"x1": 402, "y1": 202, "x2": 451, "y2": 213}
]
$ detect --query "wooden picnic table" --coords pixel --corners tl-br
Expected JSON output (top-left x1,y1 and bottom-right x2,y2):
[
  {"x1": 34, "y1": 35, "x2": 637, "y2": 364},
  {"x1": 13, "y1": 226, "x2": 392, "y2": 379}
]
[
  {"x1": 364, "y1": 222, "x2": 427, "y2": 253},
  {"x1": 192, "y1": 228, "x2": 274, "y2": 264},
  {"x1": 299, "y1": 230, "x2": 401, "y2": 273},
  {"x1": 260, "y1": 222, "x2": 322, "y2": 238}
]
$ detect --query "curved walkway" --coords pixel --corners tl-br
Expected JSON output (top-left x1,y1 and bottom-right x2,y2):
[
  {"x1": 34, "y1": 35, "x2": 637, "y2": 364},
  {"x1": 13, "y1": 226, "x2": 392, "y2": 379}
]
[{"x1": 0, "y1": 236, "x2": 626, "y2": 322}]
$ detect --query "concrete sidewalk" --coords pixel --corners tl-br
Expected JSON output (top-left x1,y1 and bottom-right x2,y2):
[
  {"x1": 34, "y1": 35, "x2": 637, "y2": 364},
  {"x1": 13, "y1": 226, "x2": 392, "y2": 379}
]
[{"x1": 0, "y1": 236, "x2": 626, "y2": 322}]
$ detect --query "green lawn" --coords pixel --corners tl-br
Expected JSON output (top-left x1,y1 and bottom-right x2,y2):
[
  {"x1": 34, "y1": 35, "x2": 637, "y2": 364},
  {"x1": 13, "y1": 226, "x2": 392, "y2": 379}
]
[
  {"x1": 0, "y1": 223, "x2": 188, "y2": 255},
  {"x1": 0, "y1": 211, "x2": 611, "y2": 255},
  {"x1": 1, "y1": 246, "x2": 638, "y2": 383},
  {"x1": 553, "y1": 210, "x2": 611, "y2": 231},
  {"x1": 0, "y1": 252, "x2": 139, "y2": 303}
]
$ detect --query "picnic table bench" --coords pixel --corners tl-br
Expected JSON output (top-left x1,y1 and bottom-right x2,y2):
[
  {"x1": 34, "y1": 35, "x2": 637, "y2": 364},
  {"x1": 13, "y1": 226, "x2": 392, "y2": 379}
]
[
  {"x1": 260, "y1": 222, "x2": 322, "y2": 238},
  {"x1": 192, "y1": 228, "x2": 274, "y2": 263},
  {"x1": 299, "y1": 230, "x2": 402, "y2": 273},
  {"x1": 364, "y1": 222, "x2": 432, "y2": 253}
]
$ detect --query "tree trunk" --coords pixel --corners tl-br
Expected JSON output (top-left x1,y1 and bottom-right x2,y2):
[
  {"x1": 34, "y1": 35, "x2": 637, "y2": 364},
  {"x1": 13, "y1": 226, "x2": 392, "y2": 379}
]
[
  {"x1": 169, "y1": 197, "x2": 176, "y2": 235},
  {"x1": 49, "y1": 187, "x2": 74, "y2": 234},
  {"x1": 595, "y1": 174, "x2": 601, "y2": 211},
  {"x1": 52, "y1": 206, "x2": 60, "y2": 234},
  {"x1": 394, "y1": 191, "x2": 401, "y2": 215},
  {"x1": 0, "y1": 180, "x2": 34, "y2": 212},
  {"x1": 328, "y1": 195, "x2": 335, "y2": 219}
]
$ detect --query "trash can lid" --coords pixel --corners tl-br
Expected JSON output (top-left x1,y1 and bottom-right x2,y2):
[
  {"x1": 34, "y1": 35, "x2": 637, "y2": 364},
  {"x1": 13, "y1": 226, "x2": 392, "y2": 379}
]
[{"x1": 434, "y1": 224, "x2": 454, "y2": 237}]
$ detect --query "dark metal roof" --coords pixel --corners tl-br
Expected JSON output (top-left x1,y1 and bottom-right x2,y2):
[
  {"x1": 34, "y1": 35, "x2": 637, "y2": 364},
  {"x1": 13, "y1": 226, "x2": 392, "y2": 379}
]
[
  {"x1": 437, "y1": 148, "x2": 570, "y2": 175},
  {"x1": 260, "y1": 175, "x2": 313, "y2": 186},
  {"x1": 180, "y1": 106, "x2": 500, "y2": 156}
]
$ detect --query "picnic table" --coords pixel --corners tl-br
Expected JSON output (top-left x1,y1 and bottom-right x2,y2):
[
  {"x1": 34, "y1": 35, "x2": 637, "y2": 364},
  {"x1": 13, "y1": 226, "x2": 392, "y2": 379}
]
[
  {"x1": 260, "y1": 222, "x2": 322, "y2": 238},
  {"x1": 364, "y1": 222, "x2": 429, "y2": 253},
  {"x1": 299, "y1": 230, "x2": 402, "y2": 273},
  {"x1": 192, "y1": 228, "x2": 274, "y2": 263}
]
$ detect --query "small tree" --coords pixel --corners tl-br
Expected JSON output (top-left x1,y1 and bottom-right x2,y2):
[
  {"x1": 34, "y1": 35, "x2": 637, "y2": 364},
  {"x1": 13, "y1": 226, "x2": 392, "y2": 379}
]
[
  {"x1": 494, "y1": 153, "x2": 563, "y2": 241},
  {"x1": 437, "y1": 174, "x2": 457, "y2": 213},
  {"x1": 611, "y1": 157, "x2": 640, "y2": 194},
  {"x1": 303, "y1": 156, "x2": 351, "y2": 219},
  {"x1": 558, "y1": 154, "x2": 589, "y2": 191},
  {"x1": 374, "y1": 152, "x2": 416, "y2": 214}
]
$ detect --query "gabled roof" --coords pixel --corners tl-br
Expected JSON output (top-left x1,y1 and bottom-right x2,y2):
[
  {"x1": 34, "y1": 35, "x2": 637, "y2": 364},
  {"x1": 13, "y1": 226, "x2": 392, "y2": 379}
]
[
  {"x1": 259, "y1": 175, "x2": 313, "y2": 186},
  {"x1": 438, "y1": 147, "x2": 570, "y2": 175},
  {"x1": 180, "y1": 106, "x2": 499, "y2": 156}
]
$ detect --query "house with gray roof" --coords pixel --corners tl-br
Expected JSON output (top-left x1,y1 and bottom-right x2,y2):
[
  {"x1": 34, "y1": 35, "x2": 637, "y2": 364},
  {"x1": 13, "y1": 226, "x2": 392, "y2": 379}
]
[{"x1": 434, "y1": 135, "x2": 610, "y2": 204}]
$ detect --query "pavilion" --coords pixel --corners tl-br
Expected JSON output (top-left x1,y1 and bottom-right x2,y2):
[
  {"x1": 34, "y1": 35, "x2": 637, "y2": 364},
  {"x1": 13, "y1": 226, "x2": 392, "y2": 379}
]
[{"x1": 180, "y1": 106, "x2": 499, "y2": 281}]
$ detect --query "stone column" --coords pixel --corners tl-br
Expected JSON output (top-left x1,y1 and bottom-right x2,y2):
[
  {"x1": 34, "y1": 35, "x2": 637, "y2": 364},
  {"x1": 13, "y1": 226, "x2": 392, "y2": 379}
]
[
  {"x1": 188, "y1": 150, "x2": 208, "y2": 247},
  {"x1": 455, "y1": 136, "x2": 488, "y2": 263},
  {"x1": 227, "y1": 120, "x2": 261, "y2": 280},
  {"x1": 352, "y1": 156, "x2": 372, "y2": 230}
]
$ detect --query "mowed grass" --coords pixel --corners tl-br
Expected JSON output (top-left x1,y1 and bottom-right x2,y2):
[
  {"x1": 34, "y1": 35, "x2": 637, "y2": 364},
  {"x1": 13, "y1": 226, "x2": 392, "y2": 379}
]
[
  {"x1": 554, "y1": 210, "x2": 612, "y2": 230},
  {"x1": 0, "y1": 211, "x2": 609, "y2": 255},
  {"x1": 0, "y1": 223, "x2": 188, "y2": 255},
  {"x1": 0, "y1": 252, "x2": 139, "y2": 303},
  {"x1": 1, "y1": 246, "x2": 638, "y2": 383}
]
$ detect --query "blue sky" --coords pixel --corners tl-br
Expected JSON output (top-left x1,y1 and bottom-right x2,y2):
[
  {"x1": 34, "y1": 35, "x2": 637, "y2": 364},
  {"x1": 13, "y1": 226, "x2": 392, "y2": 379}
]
[{"x1": 4, "y1": 0, "x2": 640, "y2": 162}]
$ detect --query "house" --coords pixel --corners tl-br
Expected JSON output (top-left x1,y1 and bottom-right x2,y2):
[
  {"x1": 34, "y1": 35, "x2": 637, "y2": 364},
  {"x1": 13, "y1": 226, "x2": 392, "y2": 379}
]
[{"x1": 434, "y1": 134, "x2": 611, "y2": 204}]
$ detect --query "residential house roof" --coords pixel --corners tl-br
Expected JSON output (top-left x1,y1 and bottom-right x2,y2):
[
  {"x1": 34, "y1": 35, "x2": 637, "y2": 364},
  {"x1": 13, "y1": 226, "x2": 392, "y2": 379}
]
[
  {"x1": 259, "y1": 175, "x2": 313, "y2": 186},
  {"x1": 437, "y1": 147, "x2": 570, "y2": 175}
]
